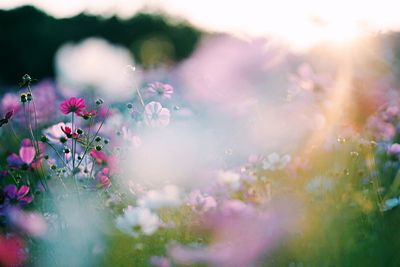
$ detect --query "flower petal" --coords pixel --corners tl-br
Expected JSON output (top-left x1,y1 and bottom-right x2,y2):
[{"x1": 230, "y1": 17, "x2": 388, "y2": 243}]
[
  {"x1": 19, "y1": 146, "x2": 35, "y2": 164},
  {"x1": 17, "y1": 185, "x2": 30, "y2": 198},
  {"x1": 4, "y1": 184, "x2": 18, "y2": 199}
]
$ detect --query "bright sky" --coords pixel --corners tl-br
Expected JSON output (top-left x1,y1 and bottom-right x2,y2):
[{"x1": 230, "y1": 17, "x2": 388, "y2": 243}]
[{"x1": 1, "y1": 0, "x2": 399, "y2": 49}]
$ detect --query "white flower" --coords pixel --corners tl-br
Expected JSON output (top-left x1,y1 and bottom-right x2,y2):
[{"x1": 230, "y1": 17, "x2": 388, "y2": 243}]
[
  {"x1": 218, "y1": 170, "x2": 241, "y2": 191},
  {"x1": 382, "y1": 197, "x2": 400, "y2": 212},
  {"x1": 138, "y1": 185, "x2": 182, "y2": 210},
  {"x1": 43, "y1": 122, "x2": 72, "y2": 143},
  {"x1": 144, "y1": 101, "x2": 170, "y2": 127},
  {"x1": 262, "y1": 153, "x2": 291, "y2": 171},
  {"x1": 115, "y1": 206, "x2": 160, "y2": 237}
]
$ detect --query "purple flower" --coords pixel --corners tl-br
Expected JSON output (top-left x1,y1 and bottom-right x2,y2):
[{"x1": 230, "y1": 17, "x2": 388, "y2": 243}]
[
  {"x1": 145, "y1": 82, "x2": 174, "y2": 99},
  {"x1": 3, "y1": 185, "x2": 33, "y2": 206},
  {"x1": 144, "y1": 101, "x2": 170, "y2": 127},
  {"x1": 7, "y1": 154, "x2": 24, "y2": 168},
  {"x1": 0, "y1": 93, "x2": 21, "y2": 116}
]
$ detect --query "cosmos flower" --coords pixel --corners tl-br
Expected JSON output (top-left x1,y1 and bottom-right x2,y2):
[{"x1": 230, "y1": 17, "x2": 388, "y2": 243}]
[
  {"x1": 145, "y1": 82, "x2": 174, "y2": 99},
  {"x1": 144, "y1": 101, "x2": 170, "y2": 127},
  {"x1": 19, "y1": 145, "x2": 35, "y2": 165},
  {"x1": 96, "y1": 168, "x2": 111, "y2": 189},
  {"x1": 60, "y1": 97, "x2": 86, "y2": 115},
  {"x1": 90, "y1": 150, "x2": 108, "y2": 166},
  {"x1": 115, "y1": 206, "x2": 160, "y2": 237},
  {"x1": 43, "y1": 122, "x2": 72, "y2": 143},
  {"x1": 3, "y1": 185, "x2": 33, "y2": 207},
  {"x1": 81, "y1": 109, "x2": 97, "y2": 120},
  {"x1": 7, "y1": 139, "x2": 36, "y2": 167}
]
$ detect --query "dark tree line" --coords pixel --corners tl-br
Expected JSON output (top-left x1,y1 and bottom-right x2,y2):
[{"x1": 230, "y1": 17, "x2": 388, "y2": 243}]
[{"x1": 0, "y1": 5, "x2": 202, "y2": 86}]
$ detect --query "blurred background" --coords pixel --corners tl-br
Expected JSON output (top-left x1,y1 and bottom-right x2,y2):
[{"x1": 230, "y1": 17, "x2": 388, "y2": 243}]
[{"x1": 1, "y1": 0, "x2": 400, "y2": 87}]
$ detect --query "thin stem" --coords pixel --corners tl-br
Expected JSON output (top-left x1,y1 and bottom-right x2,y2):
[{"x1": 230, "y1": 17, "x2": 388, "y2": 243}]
[
  {"x1": 46, "y1": 143, "x2": 72, "y2": 172},
  {"x1": 71, "y1": 113, "x2": 75, "y2": 169},
  {"x1": 71, "y1": 112, "x2": 81, "y2": 204},
  {"x1": 27, "y1": 84, "x2": 41, "y2": 155},
  {"x1": 76, "y1": 108, "x2": 109, "y2": 169},
  {"x1": 8, "y1": 122, "x2": 21, "y2": 143},
  {"x1": 135, "y1": 86, "x2": 151, "y2": 125}
]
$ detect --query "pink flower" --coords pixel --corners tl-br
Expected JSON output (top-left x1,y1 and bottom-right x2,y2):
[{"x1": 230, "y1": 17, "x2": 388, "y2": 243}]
[
  {"x1": 388, "y1": 143, "x2": 400, "y2": 155},
  {"x1": 187, "y1": 190, "x2": 217, "y2": 214},
  {"x1": 8, "y1": 208, "x2": 47, "y2": 237},
  {"x1": 81, "y1": 109, "x2": 97, "y2": 119},
  {"x1": 19, "y1": 146, "x2": 35, "y2": 165},
  {"x1": 0, "y1": 235, "x2": 26, "y2": 267},
  {"x1": 60, "y1": 97, "x2": 86, "y2": 115},
  {"x1": 43, "y1": 122, "x2": 72, "y2": 143},
  {"x1": 61, "y1": 125, "x2": 72, "y2": 137},
  {"x1": 145, "y1": 82, "x2": 174, "y2": 99},
  {"x1": 144, "y1": 101, "x2": 170, "y2": 127},
  {"x1": 96, "y1": 168, "x2": 111, "y2": 189}
]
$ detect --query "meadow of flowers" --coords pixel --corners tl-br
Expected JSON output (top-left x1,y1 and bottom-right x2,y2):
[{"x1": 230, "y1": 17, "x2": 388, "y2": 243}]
[{"x1": 1, "y1": 34, "x2": 400, "y2": 267}]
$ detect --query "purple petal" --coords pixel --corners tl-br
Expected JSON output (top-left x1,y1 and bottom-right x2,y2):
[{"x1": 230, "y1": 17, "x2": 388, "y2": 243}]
[
  {"x1": 4, "y1": 184, "x2": 17, "y2": 199},
  {"x1": 7, "y1": 153, "x2": 24, "y2": 167}
]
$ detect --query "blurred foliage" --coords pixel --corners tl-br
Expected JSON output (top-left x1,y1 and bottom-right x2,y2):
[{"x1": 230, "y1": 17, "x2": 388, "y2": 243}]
[{"x1": 0, "y1": 5, "x2": 202, "y2": 87}]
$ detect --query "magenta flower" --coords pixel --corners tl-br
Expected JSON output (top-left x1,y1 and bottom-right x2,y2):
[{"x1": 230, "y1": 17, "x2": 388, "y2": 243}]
[
  {"x1": 60, "y1": 97, "x2": 86, "y2": 115},
  {"x1": 96, "y1": 168, "x2": 111, "y2": 189},
  {"x1": 145, "y1": 82, "x2": 174, "y2": 99},
  {"x1": 3, "y1": 185, "x2": 33, "y2": 206},
  {"x1": 144, "y1": 101, "x2": 170, "y2": 127},
  {"x1": 0, "y1": 235, "x2": 26, "y2": 267}
]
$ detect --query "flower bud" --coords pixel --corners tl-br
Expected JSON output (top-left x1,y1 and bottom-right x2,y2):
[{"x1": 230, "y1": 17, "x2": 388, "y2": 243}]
[
  {"x1": 20, "y1": 93, "x2": 27, "y2": 103},
  {"x1": 26, "y1": 92, "x2": 32, "y2": 102},
  {"x1": 40, "y1": 135, "x2": 48, "y2": 143},
  {"x1": 95, "y1": 98, "x2": 104, "y2": 105}
]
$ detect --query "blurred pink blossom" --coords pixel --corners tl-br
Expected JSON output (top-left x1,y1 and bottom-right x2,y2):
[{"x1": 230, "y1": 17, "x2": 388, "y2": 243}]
[
  {"x1": 144, "y1": 101, "x2": 170, "y2": 127},
  {"x1": 9, "y1": 208, "x2": 47, "y2": 237}
]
